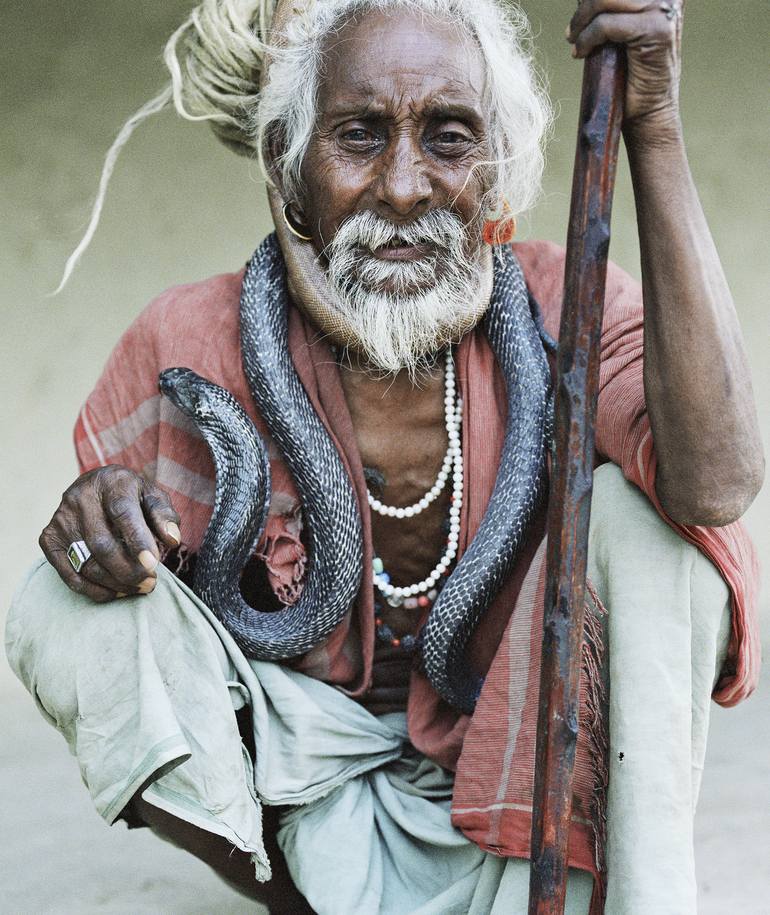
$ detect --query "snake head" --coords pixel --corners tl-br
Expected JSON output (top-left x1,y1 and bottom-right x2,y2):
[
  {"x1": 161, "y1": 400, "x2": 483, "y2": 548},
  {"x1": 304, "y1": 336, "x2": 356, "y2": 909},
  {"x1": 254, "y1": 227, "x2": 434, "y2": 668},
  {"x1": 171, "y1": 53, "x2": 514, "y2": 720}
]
[{"x1": 159, "y1": 367, "x2": 216, "y2": 421}]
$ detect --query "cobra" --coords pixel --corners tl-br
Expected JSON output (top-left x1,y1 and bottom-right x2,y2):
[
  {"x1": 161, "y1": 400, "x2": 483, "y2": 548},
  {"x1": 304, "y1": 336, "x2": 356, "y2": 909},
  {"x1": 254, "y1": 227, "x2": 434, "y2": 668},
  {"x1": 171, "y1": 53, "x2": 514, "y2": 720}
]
[{"x1": 159, "y1": 234, "x2": 553, "y2": 714}]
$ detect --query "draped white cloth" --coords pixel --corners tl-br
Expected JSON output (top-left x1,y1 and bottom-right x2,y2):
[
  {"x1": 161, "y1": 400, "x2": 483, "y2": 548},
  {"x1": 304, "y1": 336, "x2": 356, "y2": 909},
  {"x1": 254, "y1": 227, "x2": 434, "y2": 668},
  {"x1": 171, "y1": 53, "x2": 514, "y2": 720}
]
[{"x1": 6, "y1": 465, "x2": 730, "y2": 913}]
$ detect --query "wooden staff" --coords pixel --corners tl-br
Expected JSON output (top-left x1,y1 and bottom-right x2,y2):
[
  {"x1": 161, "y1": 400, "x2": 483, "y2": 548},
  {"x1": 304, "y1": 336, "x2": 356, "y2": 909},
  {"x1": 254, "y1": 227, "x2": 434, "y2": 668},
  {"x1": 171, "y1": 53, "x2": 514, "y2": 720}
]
[{"x1": 528, "y1": 41, "x2": 626, "y2": 913}]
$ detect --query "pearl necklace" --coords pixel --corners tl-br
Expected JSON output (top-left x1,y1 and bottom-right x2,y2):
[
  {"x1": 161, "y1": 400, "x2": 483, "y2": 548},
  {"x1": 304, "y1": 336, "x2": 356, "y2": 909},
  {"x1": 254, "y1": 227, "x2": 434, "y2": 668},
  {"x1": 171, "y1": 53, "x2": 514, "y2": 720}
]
[
  {"x1": 369, "y1": 349, "x2": 464, "y2": 604},
  {"x1": 367, "y1": 349, "x2": 460, "y2": 519}
]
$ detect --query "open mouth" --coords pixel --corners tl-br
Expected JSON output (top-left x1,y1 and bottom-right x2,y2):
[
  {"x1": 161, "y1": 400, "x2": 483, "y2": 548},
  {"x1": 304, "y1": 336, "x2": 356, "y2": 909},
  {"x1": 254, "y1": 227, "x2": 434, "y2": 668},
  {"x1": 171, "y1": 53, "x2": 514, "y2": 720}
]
[{"x1": 369, "y1": 239, "x2": 434, "y2": 261}]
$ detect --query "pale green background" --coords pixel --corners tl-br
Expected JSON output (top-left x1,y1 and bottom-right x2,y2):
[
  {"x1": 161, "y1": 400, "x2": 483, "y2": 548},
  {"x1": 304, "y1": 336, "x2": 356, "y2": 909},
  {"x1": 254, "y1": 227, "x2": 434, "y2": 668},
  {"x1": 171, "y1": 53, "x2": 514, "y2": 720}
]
[{"x1": 1, "y1": 1, "x2": 767, "y2": 912}]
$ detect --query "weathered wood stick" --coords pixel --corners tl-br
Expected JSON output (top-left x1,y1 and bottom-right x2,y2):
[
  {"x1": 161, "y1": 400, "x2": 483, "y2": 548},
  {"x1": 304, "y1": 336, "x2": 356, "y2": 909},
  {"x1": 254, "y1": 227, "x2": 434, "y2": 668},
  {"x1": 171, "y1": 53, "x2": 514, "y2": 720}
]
[{"x1": 528, "y1": 42, "x2": 626, "y2": 914}]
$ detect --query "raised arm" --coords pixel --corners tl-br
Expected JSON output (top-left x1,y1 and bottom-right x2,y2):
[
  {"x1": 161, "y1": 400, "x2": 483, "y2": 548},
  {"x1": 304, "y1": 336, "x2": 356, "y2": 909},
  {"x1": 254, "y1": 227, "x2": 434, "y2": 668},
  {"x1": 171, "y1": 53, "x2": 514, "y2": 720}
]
[{"x1": 569, "y1": 0, "x2": 764, "y2": 525}]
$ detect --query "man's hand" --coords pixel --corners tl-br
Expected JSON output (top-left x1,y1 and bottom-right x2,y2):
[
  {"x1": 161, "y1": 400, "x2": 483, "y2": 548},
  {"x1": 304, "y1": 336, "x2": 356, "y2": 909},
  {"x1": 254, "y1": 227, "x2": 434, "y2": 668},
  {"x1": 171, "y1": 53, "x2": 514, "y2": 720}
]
[
  {"x1": 39, "y1": 466, "x2": 181, "y2": 602},
  {"x1": 567, "y1": 0, "x2": 684, "y2": 134}
]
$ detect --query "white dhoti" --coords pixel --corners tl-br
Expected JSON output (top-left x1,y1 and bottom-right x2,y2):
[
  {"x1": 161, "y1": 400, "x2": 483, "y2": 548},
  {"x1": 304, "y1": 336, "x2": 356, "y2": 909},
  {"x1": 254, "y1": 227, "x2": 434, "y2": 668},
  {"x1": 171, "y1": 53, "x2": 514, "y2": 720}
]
[{"x1": 5, "y1": 465, "x2": 730, "y2": 914}]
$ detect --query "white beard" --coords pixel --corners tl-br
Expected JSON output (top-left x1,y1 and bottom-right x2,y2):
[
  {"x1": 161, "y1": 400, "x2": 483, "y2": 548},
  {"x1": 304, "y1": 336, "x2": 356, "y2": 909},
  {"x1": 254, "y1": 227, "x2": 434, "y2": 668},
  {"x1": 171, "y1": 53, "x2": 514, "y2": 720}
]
[{"x1": 324, "y1": 210, "x2": 485, "y2": 376}]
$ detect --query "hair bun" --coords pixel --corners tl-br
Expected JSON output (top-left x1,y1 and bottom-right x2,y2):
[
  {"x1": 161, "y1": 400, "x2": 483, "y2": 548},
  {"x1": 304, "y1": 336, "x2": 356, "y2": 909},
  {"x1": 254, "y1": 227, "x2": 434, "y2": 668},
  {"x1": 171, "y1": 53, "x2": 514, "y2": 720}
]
[{"x1": 165, "y1": 0, "x2": 278, "y2": 157}]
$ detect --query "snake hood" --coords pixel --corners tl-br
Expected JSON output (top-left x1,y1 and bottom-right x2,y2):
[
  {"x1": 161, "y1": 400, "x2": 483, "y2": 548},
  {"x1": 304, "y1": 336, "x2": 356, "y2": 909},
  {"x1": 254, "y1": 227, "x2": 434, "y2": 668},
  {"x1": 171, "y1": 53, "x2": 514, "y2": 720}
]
[
  {"x1": 159, "y1": 234, "x2": 553, "y2": 713},
  {"x1": 159, "y1": 367, "x2": 218, "y2": 420}
]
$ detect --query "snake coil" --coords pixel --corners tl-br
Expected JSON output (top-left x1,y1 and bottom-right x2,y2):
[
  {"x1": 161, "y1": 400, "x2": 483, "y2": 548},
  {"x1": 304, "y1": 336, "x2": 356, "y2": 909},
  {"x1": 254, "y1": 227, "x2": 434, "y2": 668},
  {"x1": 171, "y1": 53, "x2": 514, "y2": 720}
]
[{"x1": 159, "y1": 234, "x2": 552, "y2": 712}]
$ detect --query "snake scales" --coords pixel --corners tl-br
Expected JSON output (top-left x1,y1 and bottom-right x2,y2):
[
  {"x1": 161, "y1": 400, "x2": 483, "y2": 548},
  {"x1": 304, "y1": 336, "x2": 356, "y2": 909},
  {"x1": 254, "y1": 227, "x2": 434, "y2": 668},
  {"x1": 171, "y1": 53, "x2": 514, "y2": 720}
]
[{"x1": 159, "y1": 234, "x2": 553, "y2": 713}]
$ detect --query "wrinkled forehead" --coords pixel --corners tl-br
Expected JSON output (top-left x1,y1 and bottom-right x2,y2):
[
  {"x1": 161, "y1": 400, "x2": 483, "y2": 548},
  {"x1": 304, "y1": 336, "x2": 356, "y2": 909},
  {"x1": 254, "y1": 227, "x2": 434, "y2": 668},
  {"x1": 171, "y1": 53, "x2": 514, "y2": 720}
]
[{"x1": 317, "y1": 8, "x2": 488, "y2": 122}]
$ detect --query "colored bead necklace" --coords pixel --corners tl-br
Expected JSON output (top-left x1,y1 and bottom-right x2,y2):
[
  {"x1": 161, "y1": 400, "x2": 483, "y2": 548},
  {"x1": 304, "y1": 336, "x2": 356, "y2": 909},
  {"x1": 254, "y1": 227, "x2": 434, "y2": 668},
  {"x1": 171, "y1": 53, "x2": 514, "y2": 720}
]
[
  {"x1": 368, "y1": 348, "x2": 463, "y2": 649},
  {"x1": 368, "y1": 348, "x2": 464, "y2": 604},
  {"x1": 373, "y1": 575, "x2": 448, "y2": 650}
]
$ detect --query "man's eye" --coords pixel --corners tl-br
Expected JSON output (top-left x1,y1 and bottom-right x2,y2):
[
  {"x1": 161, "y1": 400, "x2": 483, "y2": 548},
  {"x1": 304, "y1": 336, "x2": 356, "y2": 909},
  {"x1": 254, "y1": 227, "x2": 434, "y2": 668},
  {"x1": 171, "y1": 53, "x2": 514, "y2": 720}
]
[
  {"x1": 428, "y1": 128, "x2": 476, "y2": 157},
  {"x1": 341, "y1": 128, "x2": 378, "y2": 145},
  {"x1": 433, "y1": 131, "x2": 471, "y2": 146}
]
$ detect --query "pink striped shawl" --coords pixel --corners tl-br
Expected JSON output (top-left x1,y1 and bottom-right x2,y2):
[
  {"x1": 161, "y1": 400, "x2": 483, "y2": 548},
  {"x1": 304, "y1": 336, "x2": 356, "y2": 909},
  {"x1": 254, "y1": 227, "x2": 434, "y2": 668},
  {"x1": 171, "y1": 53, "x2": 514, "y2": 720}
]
[{"x1": 74, "y1": 239, "x2": 760, "y2": 909}]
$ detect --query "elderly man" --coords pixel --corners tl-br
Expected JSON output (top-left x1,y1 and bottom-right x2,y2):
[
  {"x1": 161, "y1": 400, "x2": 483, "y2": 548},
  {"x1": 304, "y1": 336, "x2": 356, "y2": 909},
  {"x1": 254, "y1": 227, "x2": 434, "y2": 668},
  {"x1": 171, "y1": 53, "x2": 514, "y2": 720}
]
[{"x1": 6, "y1": 0, "x2": 763, "y2": 912}]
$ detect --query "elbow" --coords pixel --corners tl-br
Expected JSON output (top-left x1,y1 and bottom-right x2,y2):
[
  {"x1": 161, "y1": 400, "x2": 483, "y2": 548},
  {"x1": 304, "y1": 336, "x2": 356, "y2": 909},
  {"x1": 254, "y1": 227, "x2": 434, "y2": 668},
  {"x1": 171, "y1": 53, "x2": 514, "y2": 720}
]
[{"x1": 657, "y1": 453, "x2": 765, "y2": 527}]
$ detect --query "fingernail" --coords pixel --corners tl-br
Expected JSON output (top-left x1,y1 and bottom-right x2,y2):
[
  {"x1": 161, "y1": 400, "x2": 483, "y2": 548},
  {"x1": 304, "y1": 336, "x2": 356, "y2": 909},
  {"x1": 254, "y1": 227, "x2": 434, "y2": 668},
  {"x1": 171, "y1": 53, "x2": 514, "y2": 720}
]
[
  {"x1": 165, "y1": 521, "x2": 181, "y2": 545},
  {"x1": 116, "y1": 592, "x2": 128, "y2": 599},
  {"x1": 571, "y1": 46, "x2": 578, "y2": 58},
  {"x1": 138, "y1": 577, "x2": 156, "y2": 594},
  {"x1": 138, "y1": 550, "x2": 158, "y2": 572},
  {"x1": 565, "y1": 25, "x2": 571, "y2": 40}
]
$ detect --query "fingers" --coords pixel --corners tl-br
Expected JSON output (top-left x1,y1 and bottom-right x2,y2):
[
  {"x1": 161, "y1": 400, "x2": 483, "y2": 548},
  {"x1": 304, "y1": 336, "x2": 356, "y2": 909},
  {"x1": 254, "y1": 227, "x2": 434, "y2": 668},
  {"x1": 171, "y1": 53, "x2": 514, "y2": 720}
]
[
  {"x1": 73, "y1": 556, "x2": 131, "y2": 595},
  {"x1": 86, "y1": 468, "x2": 161, "y2": 591},
  {"x1": 568, "y1": 2, "x2": 680, "y2": 58},
  {"x1": 569, "y1": 0, "x2": 655, "y2": 40},
  {"x1": 83, "y1": 559, "x2": 155, "y2": 595},
  {"x1": 571, "y1": 12, "x2": 678, "y2": 58},
  {"x1": 39, "y1": 531, "x2": 116, "y2": 604},
  {"x1": 81, "y1": 515, "x2": 156, "y2": 593},
  {"x1": 101, "y1": 490, "x2": 160, "y2": 573},
  {"x1": 572, "y1": 12, "x2": 645, "y2": 58},
  {"x1": 141, "y1": 481, "x2": 182, "y2": 550}
]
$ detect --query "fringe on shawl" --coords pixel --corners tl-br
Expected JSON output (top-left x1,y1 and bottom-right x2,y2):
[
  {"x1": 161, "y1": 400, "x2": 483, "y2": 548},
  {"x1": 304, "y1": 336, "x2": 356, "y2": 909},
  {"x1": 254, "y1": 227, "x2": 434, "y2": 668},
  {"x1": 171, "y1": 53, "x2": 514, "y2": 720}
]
[
  {"x1": 161, "y1": 542, "x2": 194, "y2": 577},
  {"x1": 582, "y1": 580, "x2": 611, "y2": 913}
]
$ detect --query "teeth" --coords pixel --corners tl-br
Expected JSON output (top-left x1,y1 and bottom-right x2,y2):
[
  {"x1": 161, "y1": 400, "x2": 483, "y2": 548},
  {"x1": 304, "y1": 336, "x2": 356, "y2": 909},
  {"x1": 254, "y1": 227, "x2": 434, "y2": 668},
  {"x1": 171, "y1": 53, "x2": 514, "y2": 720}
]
[{"x1": 365, "y1": 238, "x2": 428, "y2": 252}]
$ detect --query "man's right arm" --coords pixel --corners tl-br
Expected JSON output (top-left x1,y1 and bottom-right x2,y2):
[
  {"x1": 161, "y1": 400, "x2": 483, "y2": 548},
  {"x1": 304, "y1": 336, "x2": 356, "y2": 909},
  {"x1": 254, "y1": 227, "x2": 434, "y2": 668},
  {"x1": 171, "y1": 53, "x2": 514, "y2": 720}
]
[
  {"x1": 40, "y1": 284, "x2": 184, "y2": 602},
  {"x1": 39, "y1": 268, "x2": 247, "y2": 602}
]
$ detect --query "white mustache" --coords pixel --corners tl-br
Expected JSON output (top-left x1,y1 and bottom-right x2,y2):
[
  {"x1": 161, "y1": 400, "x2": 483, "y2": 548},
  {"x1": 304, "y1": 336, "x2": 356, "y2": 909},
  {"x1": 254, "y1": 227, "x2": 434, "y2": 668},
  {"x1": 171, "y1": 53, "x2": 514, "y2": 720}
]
[
  {"x1": 326, "y1": 210, "x2": 472, "y2": 298},
  {"x1": 327, "y1": 209, "x2": 468, "y2": 258}
]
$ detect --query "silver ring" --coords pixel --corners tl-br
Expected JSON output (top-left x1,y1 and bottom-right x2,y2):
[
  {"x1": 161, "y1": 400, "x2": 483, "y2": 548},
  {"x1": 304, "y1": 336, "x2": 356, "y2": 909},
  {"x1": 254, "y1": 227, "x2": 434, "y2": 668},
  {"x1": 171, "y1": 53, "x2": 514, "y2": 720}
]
[
  {"x1": 660, "y1": 1, "x2": 680, "y2": 20},
  {"x1": 67, "y1": 540, "x2": 92, "y2": 573}
]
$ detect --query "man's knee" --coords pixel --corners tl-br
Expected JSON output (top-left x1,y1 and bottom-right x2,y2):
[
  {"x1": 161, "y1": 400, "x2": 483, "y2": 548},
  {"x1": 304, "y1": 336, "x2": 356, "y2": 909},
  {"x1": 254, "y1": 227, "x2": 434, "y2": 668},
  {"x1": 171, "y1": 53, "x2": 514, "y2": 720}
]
[
  {"x1": 6, "y1": 558, "x2": 233, "y2": 732},
  {"x1": 588, "y1": 463, "x2": 676, "y2": 564},
  {"x1": 588, "y1": 462, "x2": 730, "y2": 666},
  {"x1": 6, "y1": 558, "x2": 138, "y2": 728}
]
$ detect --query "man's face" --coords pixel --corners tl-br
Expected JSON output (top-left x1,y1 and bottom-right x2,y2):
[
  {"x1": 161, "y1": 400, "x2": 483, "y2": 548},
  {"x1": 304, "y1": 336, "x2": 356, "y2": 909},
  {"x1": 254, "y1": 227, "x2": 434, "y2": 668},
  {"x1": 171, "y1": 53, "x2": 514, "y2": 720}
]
[{"x1": 299, "y1": 8, "x2": 491, "y2": 278}]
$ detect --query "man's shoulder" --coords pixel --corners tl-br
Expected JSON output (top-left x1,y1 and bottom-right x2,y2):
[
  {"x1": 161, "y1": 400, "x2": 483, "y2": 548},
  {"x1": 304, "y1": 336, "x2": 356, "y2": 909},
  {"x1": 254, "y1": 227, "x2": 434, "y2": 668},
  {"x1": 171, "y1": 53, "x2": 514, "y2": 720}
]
[
  {"x1": 120, "y1": 267, "x2": 247, "y2": 376},
  {"x1": 511, "y1": 238, "x2": 566, "y2": 276},
  {"x1": 82, "y1": 266, "x2": 251, "y2": 475},
  {"x1": 137, "y1": 268, "x2": 246, "y2": 334},
  {"x1": 100, "y1": 266, "x2": 248, "y2": 409},
  {"x1": 511, "y1": 239, "x2": 642, "y2": 338},
  {"x1": 510, "y1": 240, "x2": 566, "y2": 338}
]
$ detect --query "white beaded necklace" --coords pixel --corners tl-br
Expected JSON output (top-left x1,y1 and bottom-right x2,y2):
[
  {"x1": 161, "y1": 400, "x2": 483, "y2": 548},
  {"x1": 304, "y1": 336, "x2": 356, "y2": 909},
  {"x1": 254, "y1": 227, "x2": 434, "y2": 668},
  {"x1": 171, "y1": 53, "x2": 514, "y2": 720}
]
[
  {"x1": 367, "y1": 349, "x2": 459, "y2": 519},
  {"x1": 369, "y1": 349, "x2": 464, "y2": 603}
]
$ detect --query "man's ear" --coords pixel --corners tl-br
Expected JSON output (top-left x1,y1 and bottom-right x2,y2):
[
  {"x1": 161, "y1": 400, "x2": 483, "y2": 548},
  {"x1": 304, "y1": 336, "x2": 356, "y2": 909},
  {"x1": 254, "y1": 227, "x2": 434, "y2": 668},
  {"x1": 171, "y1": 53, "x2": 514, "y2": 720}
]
[
  {"x1": 264, "y1": 126, "x2": 312, "y2": 231},
  {"x1": 267, "y1": 134, "x2": 312, "y2": 229},
  {"x1": 263, "y1": 127, "x2": 287, "y2": 197}
]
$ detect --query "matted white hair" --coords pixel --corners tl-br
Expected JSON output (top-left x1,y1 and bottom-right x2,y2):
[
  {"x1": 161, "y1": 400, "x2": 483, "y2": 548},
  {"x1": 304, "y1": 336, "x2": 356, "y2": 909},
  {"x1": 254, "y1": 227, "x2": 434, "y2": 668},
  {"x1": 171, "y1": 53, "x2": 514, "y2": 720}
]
[{"x1": 55, "y1": 0, "x2": 551, "y2": 289}]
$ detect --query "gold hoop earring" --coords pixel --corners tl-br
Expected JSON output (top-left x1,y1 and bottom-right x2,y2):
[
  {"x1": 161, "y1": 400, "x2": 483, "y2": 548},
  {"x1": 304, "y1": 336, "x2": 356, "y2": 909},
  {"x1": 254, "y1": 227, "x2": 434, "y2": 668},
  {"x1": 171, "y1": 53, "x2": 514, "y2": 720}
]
[{"x1": 282, "y1": 202, "x2": 313, "y2": 242}]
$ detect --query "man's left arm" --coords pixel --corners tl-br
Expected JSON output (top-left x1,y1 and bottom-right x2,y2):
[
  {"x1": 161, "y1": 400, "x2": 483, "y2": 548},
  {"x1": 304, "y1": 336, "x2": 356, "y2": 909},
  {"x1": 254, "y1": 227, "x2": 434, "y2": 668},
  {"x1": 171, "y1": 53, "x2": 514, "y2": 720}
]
[{"x1": 569, "y1": 0, "x2": 764, "y2": 526}]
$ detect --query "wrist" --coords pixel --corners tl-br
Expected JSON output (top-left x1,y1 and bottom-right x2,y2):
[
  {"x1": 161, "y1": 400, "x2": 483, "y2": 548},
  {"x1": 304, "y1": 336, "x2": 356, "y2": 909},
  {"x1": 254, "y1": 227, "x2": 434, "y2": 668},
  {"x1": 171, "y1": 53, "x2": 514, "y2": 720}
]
[{"x1": 623, "y1": 106, "x2": 684, "y2": 154}]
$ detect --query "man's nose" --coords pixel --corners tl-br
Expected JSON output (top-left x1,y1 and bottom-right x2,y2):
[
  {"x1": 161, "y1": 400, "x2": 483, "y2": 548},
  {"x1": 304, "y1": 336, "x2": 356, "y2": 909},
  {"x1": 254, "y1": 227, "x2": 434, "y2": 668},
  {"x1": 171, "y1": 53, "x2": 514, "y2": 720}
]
[{"x1": 375, "y1": 136, "x2": 432, "y2": 218}]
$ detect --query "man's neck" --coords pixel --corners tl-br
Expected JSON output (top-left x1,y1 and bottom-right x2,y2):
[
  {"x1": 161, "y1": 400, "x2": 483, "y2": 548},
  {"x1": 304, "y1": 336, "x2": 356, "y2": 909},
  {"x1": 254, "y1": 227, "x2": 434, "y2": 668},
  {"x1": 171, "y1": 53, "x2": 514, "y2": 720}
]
[{"x1": 336, "y1": 348, "x2": 444, "y2": 392}]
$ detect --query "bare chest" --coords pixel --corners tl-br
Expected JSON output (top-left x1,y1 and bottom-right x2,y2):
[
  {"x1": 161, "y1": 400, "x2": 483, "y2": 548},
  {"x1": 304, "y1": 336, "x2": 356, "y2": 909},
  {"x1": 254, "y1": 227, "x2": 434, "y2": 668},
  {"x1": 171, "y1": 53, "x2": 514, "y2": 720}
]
[{"x1": 340, "y1": 366, "x2": 452, "y2": 636}]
